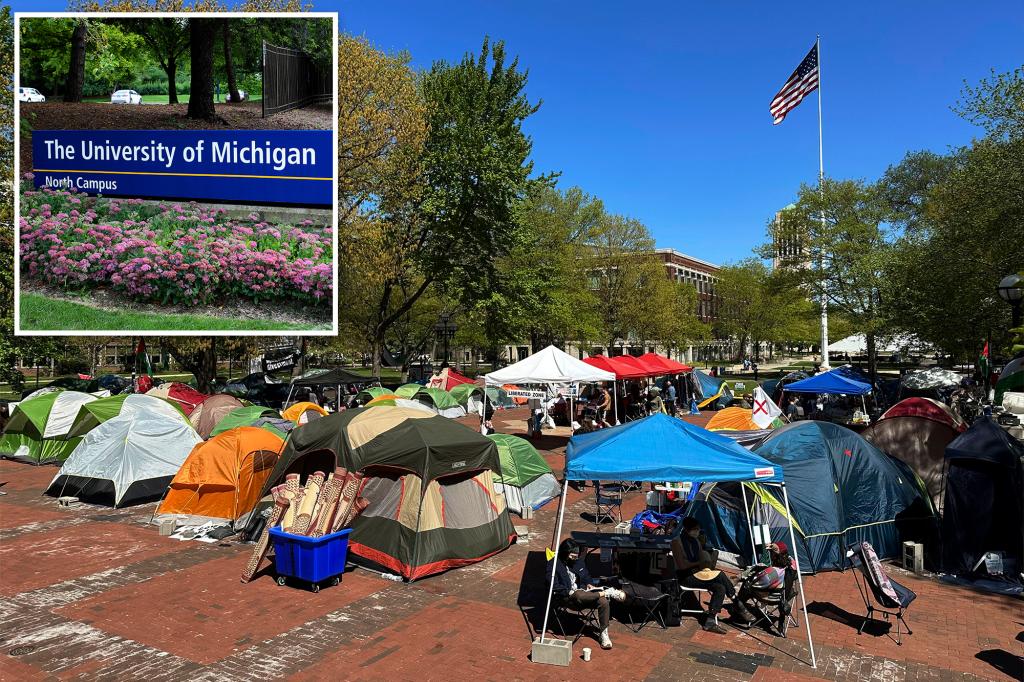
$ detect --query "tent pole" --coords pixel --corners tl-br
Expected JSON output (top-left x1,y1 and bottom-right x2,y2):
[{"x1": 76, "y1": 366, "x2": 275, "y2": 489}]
[
  {"x1": 483, "y1": 383, "x2": 490, "y2": 435},
  {"x1": 782, "y1": 483, "x2": 816, "y2": 668},
  {"x1": 613, "y1": 381, "x2": 619, "y2": 425},
  {"x1": 539, "y1": 477, "x2": 571, "y2": 644},
  {"x1": 740, "y1": 483, "x2": 758, "y2": 566}
]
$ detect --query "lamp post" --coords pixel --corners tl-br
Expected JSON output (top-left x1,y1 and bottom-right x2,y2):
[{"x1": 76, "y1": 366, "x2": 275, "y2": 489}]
[
  {"x1": 434, "y1": 313, "x2": 457, "y2": 364},
  {"x1": 997, "y1": 273, "x2": 1023, "y2": 329}
]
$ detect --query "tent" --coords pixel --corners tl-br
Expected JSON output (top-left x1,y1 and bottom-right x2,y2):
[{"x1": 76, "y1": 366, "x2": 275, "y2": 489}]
[
  {"x1": 706, "y1": 407, "x2": 782, "y2": 432},
  {"x1": 546, "y1": 413, "x2": 817, "y2": 667},
  {"x1": 284, "y1": 367, "x2": 377, "y2": 406},
  {"x1": 263, "y1": 408, "x2": 516, "y2": 581},
  {"x1": 995, "y1": 356, "x2": 1024, "y2": 405},
  {"x1": 355, "y1": 386, "x2": 394, "y2": 403},
  {"x1": 901, "y1": 368, "x2": 963, "y2": 391},
  {"x1": 761, "y1": 371, "x2": 810, "y2": 403},
  {"x1": 282, "y1": 401, "x2": 329, "y2": 424},
  {"x1": 427, "y1": 367, "x2": 476, "y2": 391},
  {"x1": 942, "y1": 417, "x2": 1024, "y2": 581},
  {"x1": 692, "y1": 421, "x2": 930, "y2": 573},
  {"x1": 0, "y1": 391, "x2": 98, "y2": 465},
  {"x1": 450, "y1": 384, "x2": 515, "y2": 413},
  {"x1": 487, "y1": 434, "x2": 560, "y2": 515},
  {"x1": 394, "y1": 383, "x2": 424, "y2": 399},
  {"x1": 410, "y1": 386, "x2": 467, "y2": 419},
  {"x1": 146, "y1": 382, "x2": 209, "y2": 416},
  {"x1": 783, "y1": 369, "x2": 872, "y2": 395},
  {"x1": 189, "y1": 394, "x2": 245, "y2": 440},
  {"x1": 485, "y1": 345, "x2": 615, "y2": 386},
  {"x1": 865, "y1": 398, "x2": 965, "y2": 511},
  {"x1": 156, "y1": 426, "x2": 284, "y2": 526},
  {"x1": 208, "y1": 405, "x2": 283, "y2": 439},
  {"x1": 692, "y1": 369, "x2": 733, "y2": 410},
  {"x1": 638, "y1": 352, "x2": 692, "y2": 374},
  {"x1": 46, "y1": 406, "x2": 202, "y2": 506},
  {"x1": 67, "y1": 393, "x2": 188, "y2": 439},
  {"x1": 364, "y1": 394, "x2": 436, "y2": 414}
]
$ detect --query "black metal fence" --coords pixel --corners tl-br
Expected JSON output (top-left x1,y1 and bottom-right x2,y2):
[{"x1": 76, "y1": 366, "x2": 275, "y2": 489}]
[{"x1": 262, "y1": 41, "x2": 332, "y2": 117}]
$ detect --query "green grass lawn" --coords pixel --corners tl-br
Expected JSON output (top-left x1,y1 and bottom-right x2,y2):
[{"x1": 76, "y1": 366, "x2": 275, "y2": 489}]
[
  {"x1": 20, "y1": 294, "x2": 325, "y2": 332},
  {"x1": 83, "y1": 94, "x2": 262, "y2": 104}
]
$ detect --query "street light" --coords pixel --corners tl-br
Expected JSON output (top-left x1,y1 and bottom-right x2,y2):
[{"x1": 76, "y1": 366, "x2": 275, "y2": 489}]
[
  {"x1": 997, "y1": 273, "x2": 1023, "y2": 328},
  {"x1": 433, "y1": 313, "x2": 457, "y2": 364}
]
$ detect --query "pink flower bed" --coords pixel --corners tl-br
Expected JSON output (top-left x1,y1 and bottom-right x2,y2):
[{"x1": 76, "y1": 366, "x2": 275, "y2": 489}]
[{"x1": 19, "y1": 183, "x2": 332, "y2": 307}]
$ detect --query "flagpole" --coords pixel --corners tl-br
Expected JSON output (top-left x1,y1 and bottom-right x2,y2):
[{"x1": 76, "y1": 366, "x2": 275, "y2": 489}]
[{"x1": 816, "y1": 35, "x2": 830, "y2": 370}]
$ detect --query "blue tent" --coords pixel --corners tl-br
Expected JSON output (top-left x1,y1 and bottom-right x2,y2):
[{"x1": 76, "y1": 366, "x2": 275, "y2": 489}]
[
  {"x1": 566, "y1": 413, "x2": 782, "y2": 483},
  {"x1": 783, "y1": 368, "x2": 872, "y2": 395},
  {"x1": 691, "y1": 420, "x2": 932, "y2": 572},
  {"x1": 692, "y1": 370, "x2": 734, "y2": 410}
]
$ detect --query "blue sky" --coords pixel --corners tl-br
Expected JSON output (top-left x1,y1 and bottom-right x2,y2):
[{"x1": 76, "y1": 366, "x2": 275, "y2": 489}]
[{"x1": 11, "y1": 1, "x2": 1024, "y2": 265}]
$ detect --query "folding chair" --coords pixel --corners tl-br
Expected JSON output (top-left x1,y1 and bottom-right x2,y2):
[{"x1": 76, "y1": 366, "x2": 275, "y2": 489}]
[
  {"x1": 847, "y1": 541, "x2": 916, "y2": 645},
  {"x1": 737, "y1": 565, "x2": 799, "y2": 637},
  {"x1": 619, "y1": 580, "x2": 668, "y2": 633},
  {"x1": 547, "y1": 594, "x2": 602, "y2": 644},
  {"x1": 593, "y1": 481, "x2": 622, "y2": 526}
]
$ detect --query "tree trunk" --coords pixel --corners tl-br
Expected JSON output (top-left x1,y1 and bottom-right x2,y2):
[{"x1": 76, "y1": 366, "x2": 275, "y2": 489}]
[
  {"x1": 370, "y1": 336, "x2": 382, "y2": 378},
  {"x1": 64, "y1": 20, "x2": 87, "y2": 103},
  {"x1": 187, "y1": 19, "x2": 217, "y2": 120},
  {"x1": 222, "y1": 20, "x2": 240, "y2": 103},
  {"x1": 866, "y1": 332, "x2": 877, "y2": 387},
  {"x1": 166, "y1": 56, "x2": 178, "y2": 104}
]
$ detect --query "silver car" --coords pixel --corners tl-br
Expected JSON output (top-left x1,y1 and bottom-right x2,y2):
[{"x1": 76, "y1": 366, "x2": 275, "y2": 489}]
[
  {"x1": 110, "y1": 89, "x2": 142, "y2": 105},
  {"x1": 18, "y1": 87, "x2": 45, "y2": 102}
]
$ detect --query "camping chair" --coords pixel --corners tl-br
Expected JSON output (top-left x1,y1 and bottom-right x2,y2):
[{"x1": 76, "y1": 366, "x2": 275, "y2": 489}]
[
  {"x1": 547, "y1": 593, "x2": 602, "y2": 644},
  {"x1": 846, "y1": 541, "x2": 916, "y2": 645},
  {"x1": 593, "y1": 481, "x2": 623, "y2": 526},
  {"x1": 737, "y1": 565, "x2": 799, "y2": 637},
  {"x1": 618, "y1": 579, "x2": 669, "y2": 633}
]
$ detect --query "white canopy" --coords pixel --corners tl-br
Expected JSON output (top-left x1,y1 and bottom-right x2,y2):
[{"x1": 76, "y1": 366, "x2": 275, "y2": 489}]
[
  {"x1": 484, "y1": 345, "x2": 615, "y2": 386},
  {"x1": 828, "y1": 333, "x2": 921, "y2": 355},
  {"x1": 48, "y1": 407, "x2": 202, "y2": 506}
]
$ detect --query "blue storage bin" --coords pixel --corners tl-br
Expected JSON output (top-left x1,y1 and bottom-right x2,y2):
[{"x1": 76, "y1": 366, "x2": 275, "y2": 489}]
[{"x1": 269, "y1": 527, "x2": 352, "y2": 590}]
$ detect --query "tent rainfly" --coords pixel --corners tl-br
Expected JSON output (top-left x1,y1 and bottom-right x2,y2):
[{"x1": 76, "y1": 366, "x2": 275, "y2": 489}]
[
  {"x1": 66, "y1": 393, "x2": 188, "y2": 439},
  {"x1": 540, "y1": 413, "x2": 816, "y2": 668},
  {"x1": 487, "y1": 434, "x2": 561, "y2": 514},
  {"x1": 0, "y1": 391, "x2": 99, "y2": 465}
]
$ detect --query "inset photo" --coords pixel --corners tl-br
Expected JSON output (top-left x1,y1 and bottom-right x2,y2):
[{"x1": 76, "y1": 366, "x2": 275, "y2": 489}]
[{"x1": 15, "y1": 11, "x2": 338, "y2": 334}]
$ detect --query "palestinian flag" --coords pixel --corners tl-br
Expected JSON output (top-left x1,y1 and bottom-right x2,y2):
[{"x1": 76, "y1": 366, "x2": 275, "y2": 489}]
[
  {"x1": 136, "y1": 339, "x2": 153, "y2": 375},
  {"x1": 978, "y1": 342, "x2": 989, "y2": 382}
]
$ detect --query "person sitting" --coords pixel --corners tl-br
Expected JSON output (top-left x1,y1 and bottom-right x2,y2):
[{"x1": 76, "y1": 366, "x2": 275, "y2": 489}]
[
  {"x1": 547, "y1": 539, "x2": 626, "y2": 649},
  {"x1": 671, "y1": 517, "x2": 754, "y2": 633}
]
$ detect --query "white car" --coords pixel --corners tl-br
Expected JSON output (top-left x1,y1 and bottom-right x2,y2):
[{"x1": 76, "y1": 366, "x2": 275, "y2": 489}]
[
  {"x1": 18, "y1": 87, "x2": 45, "y2": 102},
  {"x1": 226, "y1": 89, "x2": 247, "y2": 102},
  {"x1": 110, "y1": 89, "x2": 142, "y2": 105}
]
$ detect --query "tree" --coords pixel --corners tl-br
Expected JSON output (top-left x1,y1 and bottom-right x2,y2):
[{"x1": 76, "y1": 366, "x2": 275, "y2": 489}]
[
  {"x1": 159, "y1": 337, "x2": 257, "y2": 392},
  {"x1": 952, "y1": 65, "x2": 1024, "y2": 141},
  {"x1": 64, "y1": 19, "x2": 87, "y2": 102},
  {"x1": 187, "y1": 18, "x2": 217, "y2": 119},
  {"x1": 222, "y1": 19, "x2": 240, "y2": 103},
  {"x1": 588, "y1": 214, "x2": 656, "y2": 349},
  {"x1": 118, "y1": 17, "x2": 190, "y2": 103}
]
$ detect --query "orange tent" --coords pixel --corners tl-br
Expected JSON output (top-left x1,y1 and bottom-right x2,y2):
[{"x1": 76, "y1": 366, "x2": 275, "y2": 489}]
[
  {"x1": 157, "y1": 427, "x2": 284, "y2": 524},
  {"x1": 705, "y1": 407, "x2": 763, "y2": 431},
  {"x1": 282, "y1": 401, "x2": 329, "y2": 424}
]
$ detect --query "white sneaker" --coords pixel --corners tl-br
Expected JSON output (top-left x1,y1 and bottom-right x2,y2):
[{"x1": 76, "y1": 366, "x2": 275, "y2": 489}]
[
  {"x1": 604, "y1": 588, "x2": 627, "y2": 602},
  {"x1": 599, "y1": 629, "x2": 613, "y2": 649}
]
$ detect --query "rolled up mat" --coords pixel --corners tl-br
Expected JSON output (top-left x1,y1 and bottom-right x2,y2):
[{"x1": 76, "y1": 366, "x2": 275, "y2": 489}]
[
  {"x1": 291, "y1": 471, "x2": 325, "y2": 535},
  {"x1": 281, "y1": 474, "x2": 302, "y2": 531},
  {"x1": 241, "y1": 488, "x2": 289, "y2": 583},
  {"x1": 310, "y1": 473, "x2": 344, "y2": 538},
  {"x1": 331, "y1": 472, "x2": 364, "y2": 533}
]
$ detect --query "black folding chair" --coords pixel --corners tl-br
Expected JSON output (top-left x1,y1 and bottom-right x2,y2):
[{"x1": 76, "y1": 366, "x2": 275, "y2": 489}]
[
  {"x1": 547, "y1": 594, "x2": 601, "y2": 644},
  {"x1": 847, "y1": 542, "x2": 916, "y2": 645},
  {"x1": 593, "y1": 481, "x2": 622, "y2": 526},
  {"x1": 620, "y1": 580, "x2": 668, "y2": 633},
  {"x1": 737, "y1": 566, "x2": 799, "y2": 637}
]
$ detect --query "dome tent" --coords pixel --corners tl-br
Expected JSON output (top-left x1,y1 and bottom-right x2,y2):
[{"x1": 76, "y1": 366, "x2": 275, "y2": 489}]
[
  {"x1": 145, "y1": 382, "x2": 209, "y2": 416},
  {"x1": 189, "y1": 394, "x2": 245, "y2": 440},
  {"x1": 691, "y1": 421, "x2": 933, "y2": 572},
  {"x1": 486, "y1": 434, "x2": 561, "y2": 515},
  {"x1": 282, "y1": 401, "x2": 328, "y2": 424},
  {"x1": 66, "y1": 393, "x2": 188, "y2": 438},
  {"x1": 260, "y1": 407, "x2": 515, "y2": 581},
  {"x1": 46, "y1": 406, "x2": 202, "y2": 507},
  {"x1": 1, "y1": 391, "x2": 98, "y2": 465},
  {"x1": 410, "y1": 386, "x2": 467, "y2": 419},
  {"x1": 706, "y1": 406, "x2": 783, "y2": 432},
  {"x1": 208, "y1": 405, "x2": 285, "y2": 439}
]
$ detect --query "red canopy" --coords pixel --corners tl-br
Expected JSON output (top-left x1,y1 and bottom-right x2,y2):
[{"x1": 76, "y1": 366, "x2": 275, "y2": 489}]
[
  {"x1": 583, "y1": 355, "x2": 648, "y2": 379},
  {"x1": 880, "y1": 397, "x2": 966, "y2": 432},
  {"x1": 638, "y1": 352, "x2": 692, "y2": 374}
]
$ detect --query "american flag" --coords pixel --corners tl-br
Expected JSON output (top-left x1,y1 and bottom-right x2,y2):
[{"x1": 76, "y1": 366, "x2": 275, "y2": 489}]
[{"x1": 770, "y1": 43, "x2": 819, "y2": 125}]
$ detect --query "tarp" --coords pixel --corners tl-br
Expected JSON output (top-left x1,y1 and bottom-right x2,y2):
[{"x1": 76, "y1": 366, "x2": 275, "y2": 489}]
[
  {"x1": 901, "y1": 368, "x2": 962, "y2": 390},
  {"x1": 565, "y1": 413, "x2": 783, "y2": 483},
  {"x1": 0, "y1": 391, "x2": 99, "y2": 465},
  {"x1": 289, "y1": 368, "x2": 375, "y2": 386},
  {"x1": 783, "y1": 368, "x2": 872, "y2": 395},
  {"x1": 209, "y1": 405, "x2": 282, "y2": 439},
  {"x1": 146, "y1": 382, "x2": 209, "y2": 416},
  {"x1": 156, "y1": 426, "x2": 284, "y2": 525},
  {"x1": 67, "y1": 393, "x2": 188, "y2": 438},
  {"x1": 487, "y1": 433, "x2": 560, "y2": 514},
  {"x1": 46, "y1": 407, "x2": 202, "y2": 506},
  {"x1": 942, "y1": 417, "x2": 1024, "y2": 580},
  {"x1": 485, "y1": 345, "x2": 615, "y2": 386},
  {"x1": 995, "y1": 356, "x2": 1024, "y2": 405}
]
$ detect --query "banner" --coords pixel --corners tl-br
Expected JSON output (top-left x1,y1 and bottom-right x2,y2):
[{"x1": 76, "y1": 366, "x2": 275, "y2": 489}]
[
  {"x1": 263, "y1": 350, "x2": 300, "y2": 374},
  {"x1": 32, "y1": 129, "x2": 333, "y2": 207}
]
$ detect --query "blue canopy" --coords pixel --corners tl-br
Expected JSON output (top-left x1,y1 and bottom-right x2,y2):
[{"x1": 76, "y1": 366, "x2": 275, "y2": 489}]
[
  {"x1": 783, "y1": 368, "x2": 871, "y2": 395},
  {"x1": 565, "y1": 413, "x2": 784, "y2": 483}
]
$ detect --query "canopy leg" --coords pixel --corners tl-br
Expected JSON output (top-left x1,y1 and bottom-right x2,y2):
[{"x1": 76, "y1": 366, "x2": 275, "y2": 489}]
[
  {"x1": 782, "y1": 484, "x2": 816, "y2": 668},
  {"x1": 741, "y1": 483, "x2": 758, "y2": 566},
  {"x1": 539, "y1": 477, "x2": 570, "y2": 644}
]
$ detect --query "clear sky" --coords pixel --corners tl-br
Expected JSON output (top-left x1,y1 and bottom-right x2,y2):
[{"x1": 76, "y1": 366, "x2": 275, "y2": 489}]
[{"x1": 11, "y1": 1, "x2": 1024, "y2": 265}]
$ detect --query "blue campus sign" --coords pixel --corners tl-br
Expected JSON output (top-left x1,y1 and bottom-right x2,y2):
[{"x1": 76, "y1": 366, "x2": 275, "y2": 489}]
[{"x1": 32, "y1": 129, "x2": 333, "y2": 207}]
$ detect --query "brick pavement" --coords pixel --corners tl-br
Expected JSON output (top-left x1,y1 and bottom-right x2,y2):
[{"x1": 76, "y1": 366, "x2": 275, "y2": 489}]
[{"x1": 0, "y1": 408, "x2": 1020, "y2": 681}]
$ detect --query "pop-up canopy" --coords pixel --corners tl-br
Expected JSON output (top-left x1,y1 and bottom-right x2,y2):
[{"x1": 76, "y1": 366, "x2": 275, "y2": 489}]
[
  {"x1": 784, "y1": 368, "x2": 871, "y2": 395},
  {"x1": 582, "y1": 355, "x2": 648, "y2": 380},
  {"x1": 485, "y1": 345, "x2": 615, "y2": 385},
  {"x1": 638, "y1": 352, "x2": 691, "y2": 374}
]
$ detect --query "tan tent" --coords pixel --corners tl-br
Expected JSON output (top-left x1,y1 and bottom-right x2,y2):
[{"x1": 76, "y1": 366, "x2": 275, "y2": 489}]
[{"x1": 189, "y1": 394, "x2": 245, "y2": 439}]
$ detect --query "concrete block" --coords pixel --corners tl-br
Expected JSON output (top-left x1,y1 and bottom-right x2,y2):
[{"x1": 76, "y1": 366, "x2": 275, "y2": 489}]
[
  {"x1": 521, "y1": 506, "x2": 534, "y2": 519},
  {"x1": 57, "y1": 496, "x2": 79, "y2": 507},
  {"x1": 514, "y1": 525, "x2": 530, "y2": 539},
  {"x1": 532, "y1": 636, "x2": 571, "y2": 667}
]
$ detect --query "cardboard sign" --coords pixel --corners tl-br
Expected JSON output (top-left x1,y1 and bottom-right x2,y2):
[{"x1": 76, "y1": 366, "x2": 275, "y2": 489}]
[{"x1": 32, "y1": 129, "x2": 333, "y2": 206}]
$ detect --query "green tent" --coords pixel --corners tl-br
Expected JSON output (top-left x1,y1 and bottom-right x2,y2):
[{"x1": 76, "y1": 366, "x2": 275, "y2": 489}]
[
  {"x1": 1, "y1": 391, "x2": 98, "y2": 465},
  {"x1": 412, "y1": 386, "x2": 467, "y2": 418},
  {"x1": 208, "y1": 405, "x2": 284, "y2": 438},
  {"x1": 260, "y1": 407, "x2": 516, "y2": 581},
  {"x1": 355, "y1": 386, "x2": 393, "y2": 403},
  {"x1": 449, "y1": 384, "x2": 515, "y2": 412},
  {"x1": 66, "y1": 394, "x2": 188, "y2": 438},
  {"x1": 487, "y1": 434, "x2": 561, "y2": 515},
  {"x1": 395, "y1": 383, "x2": 424, "y2": 399},
  {"x1": 995, "y1": 357, "x2": 1024, "y2": 405}
]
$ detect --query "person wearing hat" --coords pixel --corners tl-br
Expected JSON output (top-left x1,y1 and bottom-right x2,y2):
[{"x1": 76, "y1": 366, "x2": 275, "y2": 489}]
[
  {"x1": 547, "y1": 538, "x2": 626, "y2": 649},
  {"x1": 671, "y1": 517, "x2": 754, "y2": 634}
]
